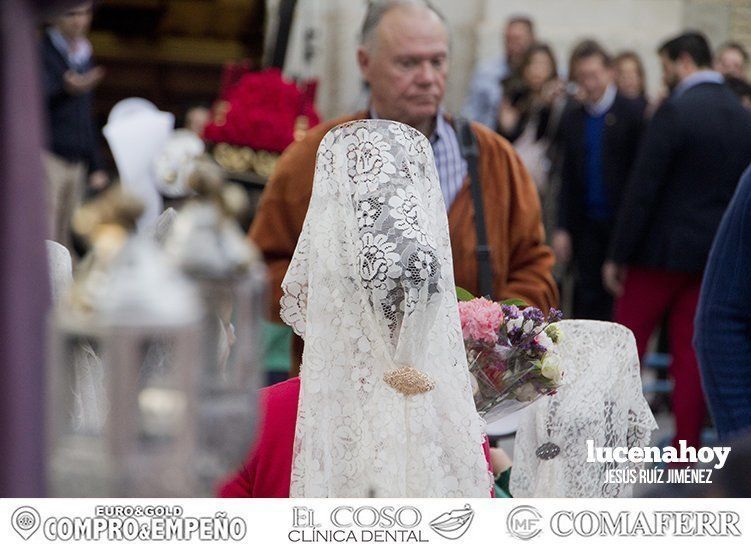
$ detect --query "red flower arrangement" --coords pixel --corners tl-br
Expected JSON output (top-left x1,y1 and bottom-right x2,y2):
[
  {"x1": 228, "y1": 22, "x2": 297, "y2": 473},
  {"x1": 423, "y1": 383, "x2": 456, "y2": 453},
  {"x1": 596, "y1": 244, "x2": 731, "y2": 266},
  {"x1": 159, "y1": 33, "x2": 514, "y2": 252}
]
[{"x1": 203, "y1": 68, "x2": 320, "y2": 154}]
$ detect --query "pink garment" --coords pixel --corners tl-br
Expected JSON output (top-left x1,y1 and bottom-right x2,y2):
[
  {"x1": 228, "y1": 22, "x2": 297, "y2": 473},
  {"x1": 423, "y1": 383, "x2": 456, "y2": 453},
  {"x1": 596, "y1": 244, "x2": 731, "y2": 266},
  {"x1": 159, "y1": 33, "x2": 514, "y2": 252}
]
[{"x1": 217, "y1": 377, "x2": 494, "y2": 497}]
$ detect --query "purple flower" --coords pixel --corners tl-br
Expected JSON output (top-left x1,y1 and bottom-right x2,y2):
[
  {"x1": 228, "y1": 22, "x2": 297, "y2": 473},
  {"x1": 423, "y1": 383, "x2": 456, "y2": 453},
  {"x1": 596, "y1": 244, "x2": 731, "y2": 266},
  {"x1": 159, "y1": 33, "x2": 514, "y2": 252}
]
[
  {"x1": 522, "y1": 306, "x2": 545, "y2": 324},
  {"x1": 502, "y1": 305, "x2": 521, "y2": 319}
]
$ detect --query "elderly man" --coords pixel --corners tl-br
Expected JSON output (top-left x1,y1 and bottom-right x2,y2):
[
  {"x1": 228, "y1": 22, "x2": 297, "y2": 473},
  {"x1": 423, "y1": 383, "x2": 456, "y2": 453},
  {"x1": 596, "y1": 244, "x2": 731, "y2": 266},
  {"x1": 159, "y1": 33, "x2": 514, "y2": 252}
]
[{"x1": 250, "y1": 0, "x2": 557, "y2": 374}]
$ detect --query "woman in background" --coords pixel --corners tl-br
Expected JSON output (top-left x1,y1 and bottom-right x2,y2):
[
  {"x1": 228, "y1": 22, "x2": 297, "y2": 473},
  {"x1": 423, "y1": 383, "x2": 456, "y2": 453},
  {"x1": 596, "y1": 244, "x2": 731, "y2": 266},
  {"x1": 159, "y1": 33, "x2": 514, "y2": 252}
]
[
  {"x1": 497, "y1": 43, "x2": 564, "y2": 147},
  {"x1": 614, "y1": 51, "x2": 649, "y2": 115},
  {"x1": 497, "y1": 43, "x2": 566, "y2": 237}
]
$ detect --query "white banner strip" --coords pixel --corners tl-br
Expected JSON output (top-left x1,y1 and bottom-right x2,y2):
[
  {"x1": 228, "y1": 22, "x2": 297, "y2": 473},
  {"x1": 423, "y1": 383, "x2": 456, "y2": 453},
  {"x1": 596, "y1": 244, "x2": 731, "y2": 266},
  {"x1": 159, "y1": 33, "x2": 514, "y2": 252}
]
[{"x1": 2, "y1": 498, "x2": 750, "y2": 544}]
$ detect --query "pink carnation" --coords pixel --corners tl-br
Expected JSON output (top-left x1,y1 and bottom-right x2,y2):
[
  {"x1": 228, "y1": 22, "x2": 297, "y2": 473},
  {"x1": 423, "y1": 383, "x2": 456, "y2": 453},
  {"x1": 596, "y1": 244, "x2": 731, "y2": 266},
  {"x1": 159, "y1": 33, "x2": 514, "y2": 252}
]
[{"x1": 458, "y1": 298, "x2": 505, "y2": 344}]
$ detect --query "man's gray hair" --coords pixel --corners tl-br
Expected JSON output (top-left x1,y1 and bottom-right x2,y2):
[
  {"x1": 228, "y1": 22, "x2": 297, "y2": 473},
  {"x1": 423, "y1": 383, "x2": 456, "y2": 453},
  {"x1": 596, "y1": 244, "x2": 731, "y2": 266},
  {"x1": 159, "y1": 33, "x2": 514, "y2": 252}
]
[{"x1": 360, "y1": 0, "x2": 447, "y2": 47}]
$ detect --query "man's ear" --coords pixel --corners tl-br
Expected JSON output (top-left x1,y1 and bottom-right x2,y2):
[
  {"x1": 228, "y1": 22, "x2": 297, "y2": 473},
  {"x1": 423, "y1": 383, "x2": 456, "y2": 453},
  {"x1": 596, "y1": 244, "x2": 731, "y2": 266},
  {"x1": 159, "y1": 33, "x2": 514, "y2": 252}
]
[
  {"x1": 678, "y1": 51, "x2": 696, "y2": 69},
  {"x1": 357, "y1": 46, "x2": 370, "y2": 78}
]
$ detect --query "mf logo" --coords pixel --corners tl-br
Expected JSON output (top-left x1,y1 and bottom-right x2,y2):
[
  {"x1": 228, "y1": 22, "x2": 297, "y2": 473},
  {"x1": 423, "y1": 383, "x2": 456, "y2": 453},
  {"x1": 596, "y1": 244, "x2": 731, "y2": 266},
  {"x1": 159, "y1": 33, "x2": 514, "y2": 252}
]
[{"x1": 507, "y1": 505, "x2": 543, "y2": 540}]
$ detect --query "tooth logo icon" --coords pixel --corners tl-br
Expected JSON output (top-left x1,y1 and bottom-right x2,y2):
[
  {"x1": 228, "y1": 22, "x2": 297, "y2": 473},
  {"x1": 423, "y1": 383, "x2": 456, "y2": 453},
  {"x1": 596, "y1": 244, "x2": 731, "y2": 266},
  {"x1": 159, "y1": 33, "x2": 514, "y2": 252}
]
[
  {"x1": 429, "y1": 504, "x2": 475, "y2": 540},
  {"x1": 11, "y1": 506, "x2": 41, "y2": 541}
]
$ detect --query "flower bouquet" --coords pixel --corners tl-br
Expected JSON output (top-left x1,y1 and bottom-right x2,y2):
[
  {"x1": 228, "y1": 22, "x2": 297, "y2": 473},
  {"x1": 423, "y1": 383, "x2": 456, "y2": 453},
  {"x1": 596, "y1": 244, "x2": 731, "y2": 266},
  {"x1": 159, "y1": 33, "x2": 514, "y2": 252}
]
[
  {"x1": 203, "y1": 67, "x2": 320, "y2": 177},
  {"x1": 457, "y1": 291, "x2": 564, "y2": 423}
]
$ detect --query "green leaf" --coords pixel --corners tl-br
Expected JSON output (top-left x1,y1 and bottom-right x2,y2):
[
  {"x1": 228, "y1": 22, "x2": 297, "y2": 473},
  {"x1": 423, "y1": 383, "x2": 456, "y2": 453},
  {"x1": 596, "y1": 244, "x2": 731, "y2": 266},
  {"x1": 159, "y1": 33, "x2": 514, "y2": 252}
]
[
  {"x1": 456, "y1": 287, "x2": 476, "y2": 301},
  {"x1": 500, "y1": 298, "x2": 528, "y2": 307}
]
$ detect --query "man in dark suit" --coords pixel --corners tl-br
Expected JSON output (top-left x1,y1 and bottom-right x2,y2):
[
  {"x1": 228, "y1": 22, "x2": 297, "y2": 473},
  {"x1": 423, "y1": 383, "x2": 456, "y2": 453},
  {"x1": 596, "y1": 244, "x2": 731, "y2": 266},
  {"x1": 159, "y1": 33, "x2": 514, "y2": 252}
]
[
  {"x1": 604, "y1": 32, "x2": 751, "y2": 450},
  {"x1": 553, "y1": 40, "x2": 644, "y2": 320},
  {"x1": 41, "y1": 0, "x2": 107, "y2": 251}
]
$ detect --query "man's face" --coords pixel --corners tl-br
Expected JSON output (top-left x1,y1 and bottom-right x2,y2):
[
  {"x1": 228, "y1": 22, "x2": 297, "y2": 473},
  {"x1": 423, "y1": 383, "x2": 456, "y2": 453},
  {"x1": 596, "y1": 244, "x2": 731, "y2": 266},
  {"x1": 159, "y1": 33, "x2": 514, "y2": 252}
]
[
  {"x1": 55, "y1": 2, "x2": 94, "y2": 40},
  {"x1": 715, "y1": 48, "x2": 747, "y2": 79},
  {"x1": 574, "y1": 55, "x2": 613, "y2": 104},
  {"x1": 660, "y1": 53, "x2": 681, "y2": 91},
  {"x1": 504, "y1": 21, "x2": 534, "y2": 68},
  {"x1": 357, "y1": 6, "x2": 448, "y2": 129}
]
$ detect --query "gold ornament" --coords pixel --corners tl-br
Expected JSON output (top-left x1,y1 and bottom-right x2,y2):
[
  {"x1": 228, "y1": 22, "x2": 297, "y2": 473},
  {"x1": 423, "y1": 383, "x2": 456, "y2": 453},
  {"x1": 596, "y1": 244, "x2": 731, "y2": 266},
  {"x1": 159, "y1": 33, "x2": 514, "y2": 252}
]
[
  {"x1": 383, "y1": 366, "x2": 435, "y2": 396},
  {"x1": 212, "y1": 143, "x2": 279, "y2": 177}
]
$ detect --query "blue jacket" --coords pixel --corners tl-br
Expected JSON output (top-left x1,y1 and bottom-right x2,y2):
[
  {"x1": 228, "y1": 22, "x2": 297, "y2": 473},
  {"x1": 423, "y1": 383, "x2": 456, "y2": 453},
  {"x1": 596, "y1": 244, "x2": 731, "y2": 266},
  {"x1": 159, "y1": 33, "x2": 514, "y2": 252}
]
[{"x1": 694, "y1": 165, "x2": 751, "y2": 438}]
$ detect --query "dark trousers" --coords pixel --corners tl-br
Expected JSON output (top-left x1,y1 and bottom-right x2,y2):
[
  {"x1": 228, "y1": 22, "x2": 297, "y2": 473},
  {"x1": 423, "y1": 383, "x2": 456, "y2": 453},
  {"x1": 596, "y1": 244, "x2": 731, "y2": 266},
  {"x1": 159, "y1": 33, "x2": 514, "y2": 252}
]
[
  {"x1": 614, "y1": 267, "x2": 706, "y2": 449},
  {"x1": 572, "y1": 221, "x2": 613, "y2": 320}
]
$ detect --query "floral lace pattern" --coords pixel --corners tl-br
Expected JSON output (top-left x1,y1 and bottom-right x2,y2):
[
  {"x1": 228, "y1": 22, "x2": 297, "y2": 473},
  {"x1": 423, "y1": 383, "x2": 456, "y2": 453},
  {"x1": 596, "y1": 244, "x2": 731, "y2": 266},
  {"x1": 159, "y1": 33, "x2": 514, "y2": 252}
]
[
  {"x1": 345, "y1": 127, "x2": 397, "y2": 195},
  {"x1": 388, "y1": 187, "x2": 436, "y2": 248},
  {"x1": 510, "y1": 320, "x2": 658, "y2": 498},
  {"x1": 281, "y1": 120, "x2": 491, "y2": 497},
  {"x1": 356, "y1": 196, "x2": 385, "y2": 230}
]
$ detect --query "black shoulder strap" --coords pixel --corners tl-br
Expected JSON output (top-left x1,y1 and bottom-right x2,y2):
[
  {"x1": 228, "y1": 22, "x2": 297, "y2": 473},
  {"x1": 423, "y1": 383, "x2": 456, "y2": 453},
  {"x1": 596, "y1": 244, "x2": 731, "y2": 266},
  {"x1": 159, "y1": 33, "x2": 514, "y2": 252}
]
[{"x1": 453, "y1": 117, "x2": 493, "y2": 299}]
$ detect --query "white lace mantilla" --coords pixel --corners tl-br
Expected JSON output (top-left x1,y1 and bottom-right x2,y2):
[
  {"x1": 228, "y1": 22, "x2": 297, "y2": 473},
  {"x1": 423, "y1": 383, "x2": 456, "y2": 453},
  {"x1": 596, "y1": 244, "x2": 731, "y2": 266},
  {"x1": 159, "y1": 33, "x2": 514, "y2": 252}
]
[
  {"x1": 281, "y1": 120, "x2": 490, "y2": 498},
  {"x1": 511, "y1": 320, "x2": 658, "y2": 497}
]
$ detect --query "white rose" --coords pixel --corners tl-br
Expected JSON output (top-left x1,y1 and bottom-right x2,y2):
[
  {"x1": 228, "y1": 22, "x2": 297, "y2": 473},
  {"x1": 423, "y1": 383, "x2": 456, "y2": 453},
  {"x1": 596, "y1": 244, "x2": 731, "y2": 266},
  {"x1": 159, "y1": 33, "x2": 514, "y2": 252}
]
[
  {"x1": 544, "y1": 323, "x2": 563, "y2": 343},
  {"x1": 541, "y1": 358, "x2": 563, "y2": 384},
  {"x1": 535, "y1": 331, "x2": 554, "y2": 351},
  {"x1": 506, "y1": 316, "x2": 523, "y2": 331},
  {"x1": 522, "y1": 320, "x2": 534, "y2": 333}
]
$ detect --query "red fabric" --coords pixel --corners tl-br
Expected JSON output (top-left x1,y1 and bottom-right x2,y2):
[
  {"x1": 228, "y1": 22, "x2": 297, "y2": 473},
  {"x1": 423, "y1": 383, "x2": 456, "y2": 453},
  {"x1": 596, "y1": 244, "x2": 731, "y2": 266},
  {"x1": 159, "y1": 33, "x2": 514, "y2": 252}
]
[
  {"x1": 217, "y1": 377, "x2": 494, "y2": 497},
  {"x1": 203, "y1": 68, "x2": 320, "y2": 153},
  {"x1": 614, "y1": 267, "x2": 706, "y2": 449},
  {"x1": 482, "y1": 438, "x2": 495, "y2": 498},
  {"x1": 218, "y1": 60, "x2": 256, "y2": 101},
  {"x1": 217, "y1": 378, "x2": 300, "y2": 498}
]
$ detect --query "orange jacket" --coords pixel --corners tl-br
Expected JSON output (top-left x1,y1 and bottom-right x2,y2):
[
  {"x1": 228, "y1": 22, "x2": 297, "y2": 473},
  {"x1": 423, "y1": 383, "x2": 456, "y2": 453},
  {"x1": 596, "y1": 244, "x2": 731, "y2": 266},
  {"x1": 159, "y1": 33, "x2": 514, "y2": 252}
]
[{"x1": 250, "y1": 112, "x2": 558, "y2": 373}]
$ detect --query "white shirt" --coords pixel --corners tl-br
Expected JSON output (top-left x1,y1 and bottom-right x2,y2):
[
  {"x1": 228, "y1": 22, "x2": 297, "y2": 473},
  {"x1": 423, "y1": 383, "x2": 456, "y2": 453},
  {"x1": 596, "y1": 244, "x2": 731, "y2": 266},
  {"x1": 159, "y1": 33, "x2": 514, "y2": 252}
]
[
  {"x1": 585, "y1": 84, "x2": 618, "y2": 117},
  {"x1": 674, "y1": 70, "x2": 724, "y2": 98}
]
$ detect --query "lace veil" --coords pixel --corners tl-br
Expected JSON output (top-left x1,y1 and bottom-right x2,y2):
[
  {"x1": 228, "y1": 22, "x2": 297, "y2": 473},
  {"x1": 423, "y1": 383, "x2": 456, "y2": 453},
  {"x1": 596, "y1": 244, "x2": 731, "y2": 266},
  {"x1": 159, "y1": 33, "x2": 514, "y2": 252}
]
[
  {"x1": 280, "y1": 119, "x2": 490, "y2": 497},
  {"x1": 511, "y1": 320, "x2": 658, "y2": 497}
]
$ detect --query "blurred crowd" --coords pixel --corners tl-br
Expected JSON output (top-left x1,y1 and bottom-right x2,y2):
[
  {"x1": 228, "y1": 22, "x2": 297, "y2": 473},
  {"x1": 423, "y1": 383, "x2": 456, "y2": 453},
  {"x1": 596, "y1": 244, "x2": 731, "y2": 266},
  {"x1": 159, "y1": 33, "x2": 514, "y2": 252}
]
[{"x1": 459, "y1": 17, "x2": 751, "y2": 451}]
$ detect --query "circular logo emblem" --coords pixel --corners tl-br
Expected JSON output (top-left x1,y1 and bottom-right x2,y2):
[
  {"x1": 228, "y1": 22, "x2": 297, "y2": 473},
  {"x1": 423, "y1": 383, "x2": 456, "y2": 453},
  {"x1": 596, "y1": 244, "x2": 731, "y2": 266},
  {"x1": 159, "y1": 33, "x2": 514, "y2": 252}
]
[
  {"x1": 11, "y1": 506, "x2": 41, "y2": 541},
  {"x1": 507, "y1": 505, "x2": 543, "y2": 540}
]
